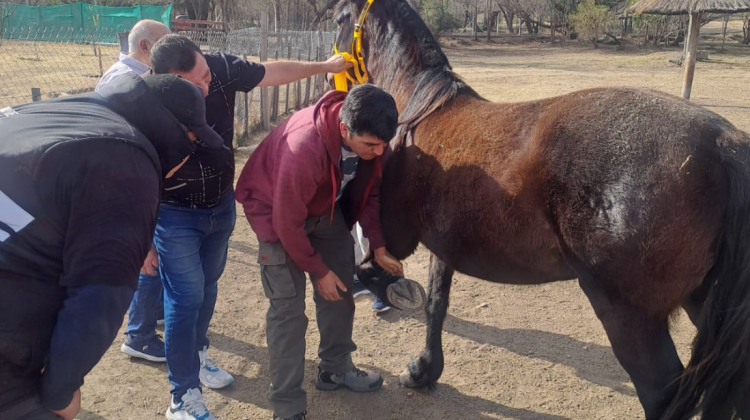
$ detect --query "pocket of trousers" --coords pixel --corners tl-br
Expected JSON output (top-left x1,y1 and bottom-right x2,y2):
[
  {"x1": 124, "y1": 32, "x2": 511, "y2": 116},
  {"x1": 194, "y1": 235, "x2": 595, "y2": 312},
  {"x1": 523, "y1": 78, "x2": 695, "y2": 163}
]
[{"x1": 258, "y1": 241, "x2": 297, "y2": 299}]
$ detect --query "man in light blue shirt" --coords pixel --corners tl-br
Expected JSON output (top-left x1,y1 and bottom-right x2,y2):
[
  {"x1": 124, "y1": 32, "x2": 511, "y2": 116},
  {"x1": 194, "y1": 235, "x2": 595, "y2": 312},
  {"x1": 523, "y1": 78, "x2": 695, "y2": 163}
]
[
  {"x1": 96, "y1": 19, "x2": 169, "y2": 92},
  {"x1": 95, "y1": 18, "x2": 171, "y2": 364}
]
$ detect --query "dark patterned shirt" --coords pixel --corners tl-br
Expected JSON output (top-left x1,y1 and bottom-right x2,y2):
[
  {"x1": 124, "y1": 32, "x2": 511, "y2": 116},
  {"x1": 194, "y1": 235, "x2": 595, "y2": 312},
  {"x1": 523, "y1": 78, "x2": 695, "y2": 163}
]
[{"x1": 161, "y1": 52, "x2": 265, "y2": 208}]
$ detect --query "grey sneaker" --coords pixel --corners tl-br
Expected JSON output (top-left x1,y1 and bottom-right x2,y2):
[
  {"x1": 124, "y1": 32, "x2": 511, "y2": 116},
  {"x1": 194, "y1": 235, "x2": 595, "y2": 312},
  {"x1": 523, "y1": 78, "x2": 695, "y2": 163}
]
[
  {"x1": 315, "y1": 366, "x2": 383, "y2": 392},
  {"x1": 273, "y1": 412, "x2": 306, "y2": 420}
]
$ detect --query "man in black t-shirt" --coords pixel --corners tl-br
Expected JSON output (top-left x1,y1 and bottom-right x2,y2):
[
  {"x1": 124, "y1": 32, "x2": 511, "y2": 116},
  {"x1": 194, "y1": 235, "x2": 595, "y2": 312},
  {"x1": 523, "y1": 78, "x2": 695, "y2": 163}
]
[
  {"x1": 0, "y1": 74, "x2": 221, "y2": 420},
  {"x1": 148, "y1": 35, "x2": 351, "y2": 420}
]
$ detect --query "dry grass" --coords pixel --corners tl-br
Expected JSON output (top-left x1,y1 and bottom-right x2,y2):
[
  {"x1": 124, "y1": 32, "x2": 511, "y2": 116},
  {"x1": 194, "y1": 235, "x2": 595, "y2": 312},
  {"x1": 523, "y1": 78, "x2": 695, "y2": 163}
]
[{"x1": 0, "y1": 39, "x2": 120, "y2": 104}]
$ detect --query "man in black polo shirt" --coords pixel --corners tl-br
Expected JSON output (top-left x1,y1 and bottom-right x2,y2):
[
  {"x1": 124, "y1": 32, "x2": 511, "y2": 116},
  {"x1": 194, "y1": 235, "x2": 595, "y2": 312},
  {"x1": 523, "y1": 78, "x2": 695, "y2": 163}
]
[
  {"x1": 148, "y1": 34, "x2": 350, "y2": 420},
  {"x1": 0, "y1": 74, "x2": 222, "y2": 420}
]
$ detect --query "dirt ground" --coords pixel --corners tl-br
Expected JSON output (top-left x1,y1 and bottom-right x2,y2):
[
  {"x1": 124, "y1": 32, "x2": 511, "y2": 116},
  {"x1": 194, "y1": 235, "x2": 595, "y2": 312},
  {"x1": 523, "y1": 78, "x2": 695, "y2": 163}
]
[{"x1": 78, "y1": 22, "x2": 750, "y2": 420}]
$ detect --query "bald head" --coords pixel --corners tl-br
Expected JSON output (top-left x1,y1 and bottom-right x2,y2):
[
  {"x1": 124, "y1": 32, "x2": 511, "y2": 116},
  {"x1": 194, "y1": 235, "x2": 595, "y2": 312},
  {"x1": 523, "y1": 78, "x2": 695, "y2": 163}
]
[{"x1": 128, "y1": 19, "x2": 170, "y2": 64}]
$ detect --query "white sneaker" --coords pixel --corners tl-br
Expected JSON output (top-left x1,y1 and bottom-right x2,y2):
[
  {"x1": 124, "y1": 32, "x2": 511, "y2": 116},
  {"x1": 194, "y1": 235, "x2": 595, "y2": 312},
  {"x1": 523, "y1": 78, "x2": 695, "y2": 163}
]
[
  {"x1": 199, "y1": 347, "x2": 234, "y2": 389},
  {"x1": 166, "y1": 388, "x2": 216, "y2": 420}
]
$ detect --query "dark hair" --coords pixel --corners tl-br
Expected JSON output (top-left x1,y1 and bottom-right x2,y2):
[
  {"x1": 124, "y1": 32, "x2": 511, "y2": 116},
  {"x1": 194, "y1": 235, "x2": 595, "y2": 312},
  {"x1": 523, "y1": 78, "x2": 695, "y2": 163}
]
[
  {"x1": 339, "y1": 84, "x2": 398, "y2": 142},
  {"x1": 150, "y1": 34, "x2": 202, "y2": 74}
]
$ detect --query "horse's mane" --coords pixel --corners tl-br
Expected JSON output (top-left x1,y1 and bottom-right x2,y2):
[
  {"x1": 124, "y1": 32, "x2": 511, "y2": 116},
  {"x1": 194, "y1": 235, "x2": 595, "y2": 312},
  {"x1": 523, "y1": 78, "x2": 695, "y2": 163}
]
[{"x1": 339, "y1": 0, "x2": 482, "y2": 149}]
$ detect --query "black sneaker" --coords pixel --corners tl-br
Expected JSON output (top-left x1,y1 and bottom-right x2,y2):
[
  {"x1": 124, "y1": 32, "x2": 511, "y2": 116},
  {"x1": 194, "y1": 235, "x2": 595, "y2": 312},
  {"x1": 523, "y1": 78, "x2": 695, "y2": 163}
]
[
  {"x1": 273, "y1": 411, "x2": 306, "y2": 420},
  {"x1": 120, "y1": 334, "x2": 166, "y2": 362},
  {"x1": 315, "y1": 366, "x2": 383, "y2": 392}
]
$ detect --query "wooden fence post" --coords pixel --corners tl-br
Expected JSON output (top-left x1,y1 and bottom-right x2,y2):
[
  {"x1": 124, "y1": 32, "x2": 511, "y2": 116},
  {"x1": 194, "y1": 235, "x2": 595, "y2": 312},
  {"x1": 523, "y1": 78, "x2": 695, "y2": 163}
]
[
  {"x1": 285, "y1": 44, "x2": 291, "y2": 115},
  {"x1": 304, "y1": 40, "x2": 312, "y2": 106},
  {"x1": 260, "y1": 10, "x2": 270, "y2": 131},
  {"x1": 243, "y1": 54, "x2": 249, "y2": 141},
  {"x1": 271, "y1": 50, "x2": 279, "y2": 121},
  {"x1": 295, "y1": 50, "x2": 302, "y2": 109}
]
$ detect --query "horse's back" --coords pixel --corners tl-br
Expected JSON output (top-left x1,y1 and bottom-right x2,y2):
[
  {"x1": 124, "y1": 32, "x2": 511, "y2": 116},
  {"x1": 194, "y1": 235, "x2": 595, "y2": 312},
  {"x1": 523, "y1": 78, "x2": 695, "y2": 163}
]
[
  {"x1": 408, "y1": 87, "x2": 737, "y2": 309},
  {"x1": 528, "y1": 87, "x2": 733, "y2": 312}
]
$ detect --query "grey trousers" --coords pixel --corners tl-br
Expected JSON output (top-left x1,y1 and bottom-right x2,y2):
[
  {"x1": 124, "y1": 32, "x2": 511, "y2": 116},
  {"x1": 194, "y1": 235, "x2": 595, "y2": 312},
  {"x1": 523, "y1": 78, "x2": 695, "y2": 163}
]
[{"x1": 258, "y1": 205, "x2": 356, "y2": 417}]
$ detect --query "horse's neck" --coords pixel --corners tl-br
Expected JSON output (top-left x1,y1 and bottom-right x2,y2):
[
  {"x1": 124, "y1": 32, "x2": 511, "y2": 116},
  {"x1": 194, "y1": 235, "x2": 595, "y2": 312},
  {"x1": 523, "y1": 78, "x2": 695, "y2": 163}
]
[{"x1": 368, "y1": 60, "x2": 418, "y2": 113}]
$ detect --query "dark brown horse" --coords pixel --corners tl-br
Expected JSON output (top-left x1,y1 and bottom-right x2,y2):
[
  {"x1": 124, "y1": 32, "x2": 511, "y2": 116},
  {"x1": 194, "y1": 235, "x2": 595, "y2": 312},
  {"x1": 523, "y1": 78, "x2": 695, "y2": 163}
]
[{"x1": 335, "y1": 0, "x2": 750, "y2": 418}]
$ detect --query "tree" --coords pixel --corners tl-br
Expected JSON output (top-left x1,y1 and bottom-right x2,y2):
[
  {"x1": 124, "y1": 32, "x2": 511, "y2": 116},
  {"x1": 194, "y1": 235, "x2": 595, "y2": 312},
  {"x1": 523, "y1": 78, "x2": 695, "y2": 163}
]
[
  {"x1": 0, "y1": 1, "x2": 18, "y2": 46},
  {"x1": 423, "y1": 0, "x2": 460, "y2": 38},
  {"x1": 568, "y1": 0, "x2": 614, "y2": 47}
]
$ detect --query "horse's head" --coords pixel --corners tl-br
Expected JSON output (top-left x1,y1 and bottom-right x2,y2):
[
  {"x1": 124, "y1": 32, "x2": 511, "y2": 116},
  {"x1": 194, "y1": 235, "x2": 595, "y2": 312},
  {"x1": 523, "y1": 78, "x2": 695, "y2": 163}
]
[
  {"x1": 356, "y1": 257, "x2": 426, "y2": 312},
  {"x1": 332, "y1": 0, "x2": 358, "y2": 56},
  {"x1": 330, "y1": 0, "x2": 373, "y2": 92},
  {"x1": 331, "y1": 0, "x2": 470, "y2": 148}
]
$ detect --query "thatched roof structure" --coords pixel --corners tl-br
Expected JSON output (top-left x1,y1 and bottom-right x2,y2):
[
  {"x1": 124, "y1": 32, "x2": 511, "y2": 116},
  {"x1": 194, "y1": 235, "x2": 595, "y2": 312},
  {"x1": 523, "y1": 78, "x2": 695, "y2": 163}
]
[
  {"x1": 629, "y1": 0, "x2": 750, "y2": 15},
  {"x1": 628, "y1": 0, "x2": 750, "y2": 99}
]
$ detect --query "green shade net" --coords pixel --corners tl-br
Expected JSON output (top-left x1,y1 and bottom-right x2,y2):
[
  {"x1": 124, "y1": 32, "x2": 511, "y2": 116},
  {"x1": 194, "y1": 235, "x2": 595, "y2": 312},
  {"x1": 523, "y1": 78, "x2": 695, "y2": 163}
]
[{"x1": 1, "y1": 2, "x2": 172, "y2": 42}]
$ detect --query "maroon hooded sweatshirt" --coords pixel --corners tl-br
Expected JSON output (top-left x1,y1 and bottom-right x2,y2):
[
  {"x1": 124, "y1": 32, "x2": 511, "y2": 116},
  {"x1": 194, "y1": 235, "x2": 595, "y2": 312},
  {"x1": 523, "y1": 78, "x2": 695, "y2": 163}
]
[{"x1": 235, "y1": 90, "x2": 384, "y2": 279}]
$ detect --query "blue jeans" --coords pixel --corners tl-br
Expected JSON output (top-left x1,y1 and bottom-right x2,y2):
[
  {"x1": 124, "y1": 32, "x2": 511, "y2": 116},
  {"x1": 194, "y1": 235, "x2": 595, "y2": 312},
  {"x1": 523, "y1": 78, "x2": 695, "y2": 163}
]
[
  {"x1": 155, "y1": 193, "x2": 236, "y2": 400},
  {"x1": 126, "y1": 270, "x2": 162, "y2": 341}
]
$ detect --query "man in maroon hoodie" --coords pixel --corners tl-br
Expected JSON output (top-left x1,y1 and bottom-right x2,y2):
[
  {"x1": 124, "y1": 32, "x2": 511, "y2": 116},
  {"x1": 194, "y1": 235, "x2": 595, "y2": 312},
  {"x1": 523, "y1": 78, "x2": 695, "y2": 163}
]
[{"x1": 235, "y1": 84, "x2": 402, "y2": 420}]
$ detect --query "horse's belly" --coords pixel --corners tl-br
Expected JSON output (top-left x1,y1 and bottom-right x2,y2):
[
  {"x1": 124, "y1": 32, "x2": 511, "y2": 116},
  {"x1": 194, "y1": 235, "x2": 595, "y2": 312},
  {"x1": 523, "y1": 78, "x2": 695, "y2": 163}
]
[{"x1": 421, "y1": 233, "x2": 577, "y2": 285}]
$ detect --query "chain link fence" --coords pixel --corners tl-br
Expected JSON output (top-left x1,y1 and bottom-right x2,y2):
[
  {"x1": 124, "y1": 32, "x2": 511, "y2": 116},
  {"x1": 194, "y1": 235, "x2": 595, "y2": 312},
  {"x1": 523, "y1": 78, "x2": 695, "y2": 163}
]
[
  {"x1": 0, "y1": 26, "x2": 120, "y2": 105},
  {"x1": 1, "y1": 24, "x2": 337, "y2": 145}
]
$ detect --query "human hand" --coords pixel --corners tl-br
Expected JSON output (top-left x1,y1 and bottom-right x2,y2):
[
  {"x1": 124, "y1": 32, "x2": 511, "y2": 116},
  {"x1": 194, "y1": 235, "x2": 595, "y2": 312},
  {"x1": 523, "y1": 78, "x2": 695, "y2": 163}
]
[
  {"x1": 314, "y1": 270, "x2": 347, "y2": 301},
  {"x1": 324, "y1": 54, "x2": 353, "y2": 73},
  {"x1": 139, "y1": 244, "x2": 159, "y2": 276},
  {"x1": 51, "y1": 388, "x2": 80, "y2": 420},
  {"x1": 374, "y1": 247, "x2": 404, "y2": 277}
]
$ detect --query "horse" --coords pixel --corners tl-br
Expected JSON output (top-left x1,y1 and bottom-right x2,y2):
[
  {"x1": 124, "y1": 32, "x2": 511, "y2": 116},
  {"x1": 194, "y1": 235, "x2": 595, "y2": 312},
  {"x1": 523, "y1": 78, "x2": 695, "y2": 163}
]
[{"x1": 333, "y1": 0, "x2": 750, "y2": 418}]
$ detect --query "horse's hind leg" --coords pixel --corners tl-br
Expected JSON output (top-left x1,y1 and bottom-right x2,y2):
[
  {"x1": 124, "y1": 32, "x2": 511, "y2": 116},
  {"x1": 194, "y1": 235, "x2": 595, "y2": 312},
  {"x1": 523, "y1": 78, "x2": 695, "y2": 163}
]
[
  {"x1": 400, "y1": 253, "x2": 453, "y2": 388},
  {"x1": 578, "y1": 276, "x2": 684, "y2": 420}
]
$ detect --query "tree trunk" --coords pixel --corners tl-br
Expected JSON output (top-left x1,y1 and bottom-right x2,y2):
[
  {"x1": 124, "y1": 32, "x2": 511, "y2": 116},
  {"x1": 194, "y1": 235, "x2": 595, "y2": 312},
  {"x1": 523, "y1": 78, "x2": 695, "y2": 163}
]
[
  {"x1": 721, "y1": 14, "x2": 729, "y2": 53},
  {"x1": 551, "y1": 14, "x2": 556, "y2": 43},
  {"x1": 472, "y1": 3, "x2": 478, "y2": 41},
  {"x1": 485, "y1": 0, "x2": 491, "y2": 41},
  {"x1": 500, "y1": 7, "x2": 513, "y2": 33}
]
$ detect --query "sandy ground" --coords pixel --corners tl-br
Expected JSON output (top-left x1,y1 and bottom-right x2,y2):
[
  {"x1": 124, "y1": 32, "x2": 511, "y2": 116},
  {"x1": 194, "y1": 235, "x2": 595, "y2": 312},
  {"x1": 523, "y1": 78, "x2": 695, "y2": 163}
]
[{"x1": 76, "y1": 22, "x2": 750, "y2": 420}]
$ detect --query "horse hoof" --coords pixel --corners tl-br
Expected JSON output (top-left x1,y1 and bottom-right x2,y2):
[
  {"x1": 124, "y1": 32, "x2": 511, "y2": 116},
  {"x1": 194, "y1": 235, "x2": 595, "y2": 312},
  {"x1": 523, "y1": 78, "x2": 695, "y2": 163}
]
[
  {"x1": 399, "y1": 367, "x2": 419, "y2": 388},
  {"x1": 387, "y1": 278, "x2": 426, "y2": 312}
]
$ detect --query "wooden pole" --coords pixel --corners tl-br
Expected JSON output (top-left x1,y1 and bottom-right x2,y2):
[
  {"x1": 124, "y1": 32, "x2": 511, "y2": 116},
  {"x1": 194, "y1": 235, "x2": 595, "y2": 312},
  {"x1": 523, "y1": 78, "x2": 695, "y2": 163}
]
[
  {"x1": 260, "y1": 10, "x2": 270, "y2": 130},
  {"x1": 243, "y1": 54, "x2": 249, "y2": 140},
  {"x1": 272, "y1": 50, "x2": 280, "y2": 121},
  {"x1": 304, "y1": 40, "x2": 312, "y2": 106},
  {"x1": 295, "y1": 50, "x2": 302, "y2": 109},
  {"x1": 285, "y1": 44, "x2": 291, "y2": 115},
  {"x1": 682, "y1": 12, "x2": 702, "y2": 100}
]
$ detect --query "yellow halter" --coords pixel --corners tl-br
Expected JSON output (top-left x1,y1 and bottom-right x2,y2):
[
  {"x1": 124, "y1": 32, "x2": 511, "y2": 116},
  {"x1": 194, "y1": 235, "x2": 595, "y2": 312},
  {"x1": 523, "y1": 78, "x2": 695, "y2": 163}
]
[{"x1": 332, "y1": 0, "x2": 375, "y2": 92}]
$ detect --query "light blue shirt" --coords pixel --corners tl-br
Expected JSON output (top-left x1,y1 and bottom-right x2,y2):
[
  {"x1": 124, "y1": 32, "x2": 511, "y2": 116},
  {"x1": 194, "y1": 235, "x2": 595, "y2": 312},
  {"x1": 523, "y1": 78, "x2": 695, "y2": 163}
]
[{"x1": 95, "y1": 53, "x2": 151, "y2": 92}]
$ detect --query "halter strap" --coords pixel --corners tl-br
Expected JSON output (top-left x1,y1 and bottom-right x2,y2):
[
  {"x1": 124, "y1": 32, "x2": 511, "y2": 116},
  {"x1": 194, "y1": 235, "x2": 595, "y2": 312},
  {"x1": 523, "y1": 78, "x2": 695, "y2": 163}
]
[{"x1": 333, "y1": 0, "x2": 375, "y2": 92}]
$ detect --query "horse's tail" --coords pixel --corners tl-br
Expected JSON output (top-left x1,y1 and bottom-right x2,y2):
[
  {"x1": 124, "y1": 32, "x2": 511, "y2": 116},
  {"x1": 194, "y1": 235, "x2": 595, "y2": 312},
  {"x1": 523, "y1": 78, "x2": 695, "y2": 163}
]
[{"x1": 662, "y1": 128, "x2": 750, "y2": 420}]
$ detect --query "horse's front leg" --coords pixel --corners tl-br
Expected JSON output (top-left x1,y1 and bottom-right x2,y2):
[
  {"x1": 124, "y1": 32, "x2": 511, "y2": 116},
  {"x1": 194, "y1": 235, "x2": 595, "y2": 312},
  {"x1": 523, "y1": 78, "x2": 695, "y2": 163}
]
[{"x1": 400, "y1": 252, "x2": 454, "y2": 388}]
